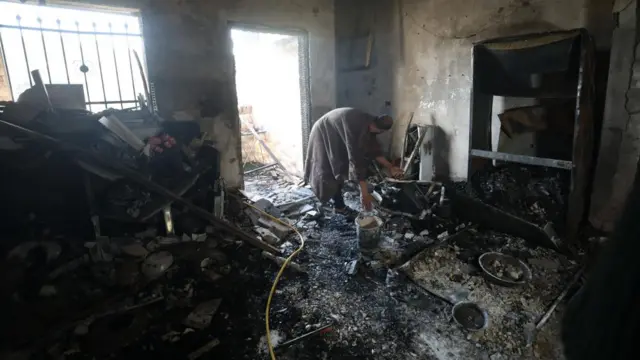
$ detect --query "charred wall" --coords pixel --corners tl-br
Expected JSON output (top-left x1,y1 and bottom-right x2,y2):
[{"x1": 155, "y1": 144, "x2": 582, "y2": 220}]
[
  {"x1": 335, "y1": 0, "x2": 614, "y2": 181},
  {"x1": 590, "y1": 0, "x2": 640, "y2": 232}
]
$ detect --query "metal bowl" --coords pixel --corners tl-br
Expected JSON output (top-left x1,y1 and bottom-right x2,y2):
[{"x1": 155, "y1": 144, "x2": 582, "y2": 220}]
[
  {"x1": 452, "y1": 302, "x2": 488, "y2": 331},
  {"x1": 478, "y1": 252, "x2": 532, "y2": 287}
]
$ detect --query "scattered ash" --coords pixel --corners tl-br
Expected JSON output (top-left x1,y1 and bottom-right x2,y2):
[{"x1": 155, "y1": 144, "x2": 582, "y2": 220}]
[
  {"x1": 240, "y1": 171, "x2": 573, "y2": 359},
  {"x1": 402, "y1": 229, "x2": 577, "y2": 359},
  {"x1": 0, "y1": 235, "x2": 280, "y2": 360},
  {"x1": 462, "y1": 165, "x2": 569, "y2": 233},
  {"x1": 241, "y1": 177, "x2": 481, "y2": 359},
  {"x1": 244, "y1": 172, "x2": 313, "y2": 206},
  {"x1": 270, "y1": 216, "x2": 481, "y2": 360}
]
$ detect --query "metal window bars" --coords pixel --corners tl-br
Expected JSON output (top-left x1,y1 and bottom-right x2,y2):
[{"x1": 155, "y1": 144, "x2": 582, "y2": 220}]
[{"x1": 0, "y1": 11, "x2": 144, "y2": 111}]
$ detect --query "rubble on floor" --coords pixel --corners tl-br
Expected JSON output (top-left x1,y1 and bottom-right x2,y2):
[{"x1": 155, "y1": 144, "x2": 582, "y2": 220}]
[
  {"x1": 0, "y1": 161, "x2": 584, "y2": 359},
  {"x1": 400, "y1": 230, "x2": 577, "y2": 358},
  {"x1": 239, "y1": 167, "x2": 583, "y2": 359},
  {"x1": 0, "y1": 77, "x2": 585, "y2": 359},
  {"x1": 0, "y1": 85, "x2": 280, "y2": 359},
  {"x1": 464, "y1": 165, "x2": 570, "y2": 233}
]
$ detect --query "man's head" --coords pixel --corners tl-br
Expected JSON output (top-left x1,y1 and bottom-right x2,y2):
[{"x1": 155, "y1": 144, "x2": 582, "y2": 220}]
[{"x1": 369, "y1": 115, "x2": 394, "y2": 134}]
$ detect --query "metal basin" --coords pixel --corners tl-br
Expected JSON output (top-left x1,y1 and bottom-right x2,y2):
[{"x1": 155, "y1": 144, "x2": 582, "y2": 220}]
[
  {"x1": 452, "y1": 302, "x2": 488, "y2": 331},
  {"x1": 479, "y1": 252, "x2": 532, "y2": 287}
]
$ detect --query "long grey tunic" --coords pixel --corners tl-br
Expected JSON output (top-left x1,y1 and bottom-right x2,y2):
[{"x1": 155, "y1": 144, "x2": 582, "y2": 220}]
[{"x1": 303, "y1": 108, "x2": 382, "y2": 202}]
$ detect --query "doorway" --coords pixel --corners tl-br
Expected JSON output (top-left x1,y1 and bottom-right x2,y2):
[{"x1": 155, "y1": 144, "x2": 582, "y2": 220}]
[{"x1": 230, "y1": 26, "x2": 310, "y2": 180}]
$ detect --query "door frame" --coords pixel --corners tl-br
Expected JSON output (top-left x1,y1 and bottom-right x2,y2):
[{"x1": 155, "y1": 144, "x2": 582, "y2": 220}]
[{"x1": 228, "y1": 22, "x2": 313, "y2": 167}]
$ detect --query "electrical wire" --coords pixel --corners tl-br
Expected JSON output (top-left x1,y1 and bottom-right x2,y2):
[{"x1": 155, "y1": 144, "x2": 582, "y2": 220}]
[{"x1": 243, "y1": 201, "x2": 306, "y2": 360}]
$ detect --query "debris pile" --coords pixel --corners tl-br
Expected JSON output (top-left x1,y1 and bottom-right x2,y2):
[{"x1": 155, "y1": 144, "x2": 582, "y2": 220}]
[
  {"x1": 400, "y1": 229, "x2": 577, "y2": 358},
  {"x1": 466, "y1": 165, "x2": 569, "y2": 232},
  {"x1": 0, "y1": 75, "x2": 288, "y2": 359},
  {"x1": 0, "y1": 72, "x2": 584, "y2": 359},
  {"x1": 0, "y1": 211, "x2": 287, "y2": 359}
]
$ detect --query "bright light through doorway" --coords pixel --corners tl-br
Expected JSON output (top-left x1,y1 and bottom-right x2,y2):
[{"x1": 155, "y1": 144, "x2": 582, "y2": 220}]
[{"x1": 231, "y1": 28, "x2": 304, "y2": 177}]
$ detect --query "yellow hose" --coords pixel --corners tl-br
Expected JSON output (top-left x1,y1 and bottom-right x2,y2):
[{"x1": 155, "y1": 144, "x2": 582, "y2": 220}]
[{"x1": 244, "y1": 202, "x2": 306, "y2": 360}]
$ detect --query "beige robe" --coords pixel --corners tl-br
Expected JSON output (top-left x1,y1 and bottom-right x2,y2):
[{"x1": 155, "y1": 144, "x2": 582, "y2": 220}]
[{"x1": 303, "y1": 108, "x2": 382, "y2": 202}]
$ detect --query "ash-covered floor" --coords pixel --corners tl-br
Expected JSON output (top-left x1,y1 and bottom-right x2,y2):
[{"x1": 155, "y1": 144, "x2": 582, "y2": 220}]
[
  {"x1": 0, "y1": 169, "x2": 578, "y2": 360},
  {"x1": 240, "y1": 170, "x2": 574, "y2": 360}
]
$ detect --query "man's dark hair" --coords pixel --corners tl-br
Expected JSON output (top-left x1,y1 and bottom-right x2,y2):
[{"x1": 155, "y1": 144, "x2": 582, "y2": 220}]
[{"x1": 374, "y1": 115, "x2": 393, "y2": 130}]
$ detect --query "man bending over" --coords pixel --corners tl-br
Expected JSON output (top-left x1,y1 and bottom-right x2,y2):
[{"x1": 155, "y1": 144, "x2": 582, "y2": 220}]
[{"x1": 303, "y1": 107, "x2": 402, "y2": 219}]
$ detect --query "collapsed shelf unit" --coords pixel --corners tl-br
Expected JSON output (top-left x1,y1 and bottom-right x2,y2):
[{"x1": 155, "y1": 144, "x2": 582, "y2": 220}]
[{"x1": 468, "y1": 29, "x2": 595, "y2": 242}]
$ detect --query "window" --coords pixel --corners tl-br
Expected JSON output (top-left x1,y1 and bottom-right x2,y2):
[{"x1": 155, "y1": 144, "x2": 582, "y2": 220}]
[{"x1": 0, "y1": 1, "x2": 146, "y2": 111}]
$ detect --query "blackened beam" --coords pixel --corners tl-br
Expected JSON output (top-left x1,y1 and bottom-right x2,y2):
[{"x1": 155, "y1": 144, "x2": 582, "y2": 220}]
[
  {"x1": 470, "y1": 149, "x2": 573, "y2": 170},
  {"x1": 0, "y1": 119, "x2": 280, "y2": 255}
]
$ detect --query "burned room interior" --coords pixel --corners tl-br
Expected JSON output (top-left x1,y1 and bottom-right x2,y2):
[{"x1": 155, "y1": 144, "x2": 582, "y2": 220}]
[{"x1": 0, "y1": 0, "x2": 637, "y2": 359}]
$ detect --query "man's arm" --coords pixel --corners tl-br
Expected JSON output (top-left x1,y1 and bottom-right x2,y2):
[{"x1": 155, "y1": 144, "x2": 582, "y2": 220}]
[
  {"x1": 375, "y1": 156, "x2": 393, "y2": 169},
  {"x1": 376, "y1": 156, "x2": 404, "y2": 178}
]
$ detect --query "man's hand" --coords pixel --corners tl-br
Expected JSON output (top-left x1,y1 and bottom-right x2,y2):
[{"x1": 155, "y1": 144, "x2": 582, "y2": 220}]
[
  {"x1": 361, "y1": 191, "x2": 374, "y2": 211},
  {"x1": 376, "y1": 156, "x2": 404, "y2": 179},
  {"x1": 389, "y1": 166, "x2": 404, "y2": 179}
]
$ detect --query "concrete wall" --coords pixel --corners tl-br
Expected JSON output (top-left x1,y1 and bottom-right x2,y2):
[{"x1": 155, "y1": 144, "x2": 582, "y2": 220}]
[
  {"x1": 51, "y1": 0, "x2": 335, "y2": 187},
  {"x1": 590, "y1": 0, "x2": 639, "y2": 232},
  {"x1": 336, "y1": 0, "x2": 613, "y2": 180}
]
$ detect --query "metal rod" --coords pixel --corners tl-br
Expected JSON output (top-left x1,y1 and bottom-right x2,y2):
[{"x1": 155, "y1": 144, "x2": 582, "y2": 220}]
[
  {"x1": 536, "y1": 267, "x2": 585, "y2": 330},
  {"x1": 402, "y1": 126, "x2": 428, "y2": 175},
  {"x1": 57, "y1": 19, "x2": 71, "y2": 84},
  {"x1": 133, "y1": 50, "x2": 150, "y2": 105},
  {"x1": 275, "y1": 323, "x2": 333, "y2": 349},
  {"x1": 31, "y1": 70, "x2": 53, "y2": 111},
  {"x1": 16, "y1": 16, "x2": 33, "y2": 87},
  {"x1": 86, "y1": 100, "x2": 137, "y2": 105},
  {"x1": 0, "y1": 119, "x2": 280, "y2": 255},
  {"x1": 470, "y1": 149, "x2": 573, "y2": 170},
  {"x1": 76, "y1": 22, "x2": 91, "y2": 108},
  {"x1": 93, "y1": 23, "x2": 108, "y2": 108},
  {"x1": 125, "y1": 23, "x2": 138, "y2": 106},
  {"x1": 37, "y1": 17, "x2": 52, "y2": 83},
  {"x1": 108, "y1": 23, "x2": 124, "y2": 109},
  {"x1": 244, "y1": 162, "x2": 278, "y2": 175},
  {"x1": 0, "y1": 30, "x2": 14, "y2": 100},
  {"x1": 0, "y1": 23, "x2": 141, "y2": 37}
]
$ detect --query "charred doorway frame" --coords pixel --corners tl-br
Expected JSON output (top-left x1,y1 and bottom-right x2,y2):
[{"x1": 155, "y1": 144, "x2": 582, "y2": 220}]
[
  {"x1": 229, "y1": 22, "x2": 313, "y2": 167},
  {"x1": 468, "y1": 29, "x2": 595, "y2": 243}
]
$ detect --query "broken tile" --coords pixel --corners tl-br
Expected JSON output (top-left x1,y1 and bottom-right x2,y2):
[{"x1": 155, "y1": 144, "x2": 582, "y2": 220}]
[{"x1": 183, "y1": 299, "x2": 222, "y2": 329}]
